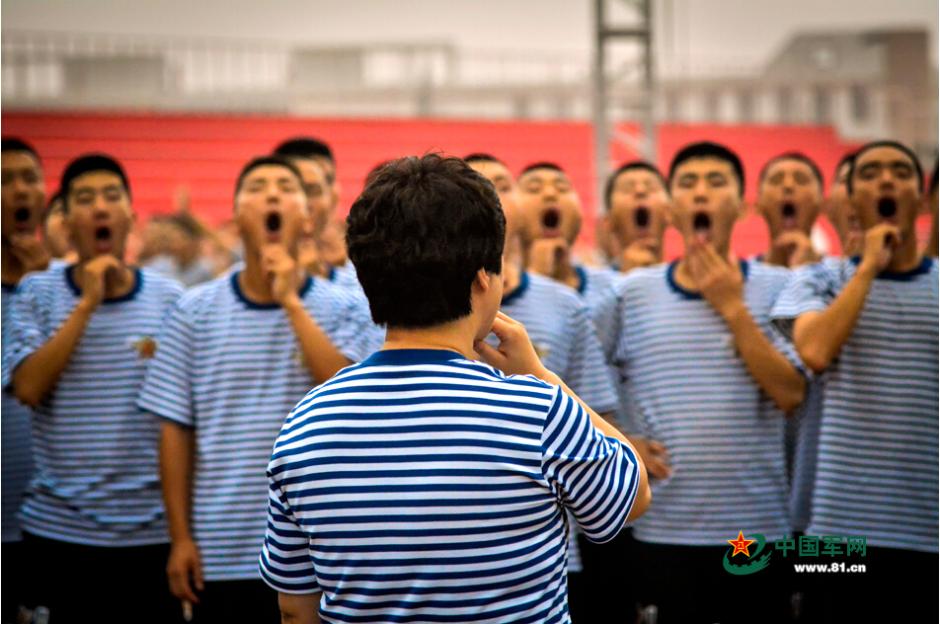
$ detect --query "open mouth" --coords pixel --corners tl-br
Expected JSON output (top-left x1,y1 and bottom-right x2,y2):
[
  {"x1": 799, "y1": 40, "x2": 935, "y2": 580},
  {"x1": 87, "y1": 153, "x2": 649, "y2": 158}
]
[
  {"x1": 95, "y1": 225, "x2": 112, "y2": 241},
  {"x1": 781, "y1": 202, "x2": 797, "y2": 229},
  {"x1": 693, "y1": 212, "x2": 711, "y2": 243},
  {"x1": 541, "y1": 208, "x2": 560, "y2": 230},
  {"x1": 265, "y1": 212, "x2": 282, "y2": 233},
  {"x1": 14, "y1": 207, "x2": 30, "y2": 222},
  {"x1": 877, "y1": 197, "x2": 897, "y2": 219},
  {"x1": 634, "y1": 206, "x2": 650, "y2": 228}
]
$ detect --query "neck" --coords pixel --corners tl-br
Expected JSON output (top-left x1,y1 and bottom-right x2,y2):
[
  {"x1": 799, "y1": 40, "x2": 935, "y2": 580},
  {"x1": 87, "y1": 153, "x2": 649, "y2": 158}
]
[
  {"x1": 239, "y1": 250, "x2": 276, "y2": 303},
  {"x1": 886, "y1": 235, "x2": 921, "y2": 273},
  {"x1": 383, "y1": 319, "x2": 478, "y2": 360},
  {"x1": 502, "y1": 255, "x2": 521, "y2": 295},
  {"x1": 1, "y1": 244, "x2": 25, "y2": 285}
]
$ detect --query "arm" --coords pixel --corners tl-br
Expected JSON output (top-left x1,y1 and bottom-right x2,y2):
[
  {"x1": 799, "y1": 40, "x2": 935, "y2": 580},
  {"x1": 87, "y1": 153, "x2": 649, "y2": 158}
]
[
  {"x1": 12, "y1": 256, "x2": 120, "y2": 407},
  {"x1": 475, "y1": 312, "x2": 651, "y2": 521},
  {"x1": 282, "y1": 296, "x2": 352, "y2": 384},
  {"x1": 690, "y1": 243, "x2": 805, "y2": 413},
  {"x1": 161, "y1": 421, "x2": 204, "y2": 605},
  {"x1": 793, "y1": 224, "x2": 896, "y2": 373},
  {"x1": 720, "y1": 301, "x2": 805, "y2": 413},
  {"x1": 278, "y1": 593, "x2": 321, "y2": 624}
]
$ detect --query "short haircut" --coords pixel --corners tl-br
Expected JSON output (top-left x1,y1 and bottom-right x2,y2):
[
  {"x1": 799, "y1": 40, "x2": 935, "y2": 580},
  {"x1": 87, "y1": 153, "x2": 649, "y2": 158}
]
[
  {"x1": 273, "y1": 137, "x2": 335, "y2": 164},
  {"x1": 464, "y1": 153, "x2": 506, "y2": 166},
  {"x1": 604, "y1": 160, "x2": 667, "y2": 211},
  {"x1": 1, "y1": 137, "x2": 40, "y2": 161},
  {"x1": 668, "y1": 141, "x2": 745, "y2": 197},
  {"x1": 758, "y1": 152, "x2": 823, "y2": 189},
  {"x1": 835, "y1": 152, "x2": 855, "y2": 177},
  {"x1": 928, "y1": 160, "x2": 938, "y2": 197},
  {"x1": 234, "y1": 155, "x2": 305, "y2": 196},
  {"x1": 847, "y1": 140, "x2": 923, "y2": 195},
  {"x1": 346, "y1": 154, "x2": 505, "y2": 329},
  {"x1": 519, "y1": 162, "x2": 565, "y2": 177},
  {"x1": 60, "y1": 154, "x2": 131, "y2": 211}
]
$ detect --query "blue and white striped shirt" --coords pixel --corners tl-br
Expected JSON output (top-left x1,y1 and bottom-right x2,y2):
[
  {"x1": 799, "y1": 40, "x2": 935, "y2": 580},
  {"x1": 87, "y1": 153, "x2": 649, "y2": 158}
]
[
  {"x1": 612, "y1": 260, "x2": 802, "y2": 545},
  {"x1": 2, "y1": 265, "x2": 183, "y2": 546},
  {"x1": 259, "y1": 348, "x2": 640, "y2": 623},
  {"x1": 771, "y1": 256, "x2": 938, "y2": 552},
  {"x1": 2, "y1": 283, "x2": 33, "y2": 543},
  {"x1": 138, "y1": 271, "x2": 384, "y2": 580}
]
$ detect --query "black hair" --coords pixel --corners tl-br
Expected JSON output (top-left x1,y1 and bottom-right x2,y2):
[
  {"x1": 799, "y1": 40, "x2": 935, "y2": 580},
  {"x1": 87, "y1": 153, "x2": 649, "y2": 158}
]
[
  {"x1": 758, "y1": 152, "x2": 824, "y2": 189},
  {"x1": 273, "y1": 137, "x2": 335, "y2": 164},
  {"x1": 604, "y1": 160, "x2": 667, "y2": 211},
  {"x1": 519, "y1": 162, "x2": 565, "y2": 177},
  {"x1": 846, "y1": 140, "x2": 924, "y2": 196},
  {"x1": 346, "y1": 154, "x2": 505, "y2": 329},
  {"x1": 928, "y1": 160, "x2": 938, "y2": 197},
  {"x1": 60, "y1": 154, "x2": 131, "y2": 211},
  {"x1": 1, "y1": 137, "x2": 40, "y2": 162},
  {"x1": 365, "y1": 160, "x2": 393, "y2": 186},
  {"x1": 835, "y1": 152, "x2": 855, "y2": 176},
  {"x1": 668, "y1": 141, "x2": 745, "y2": 198},
  {"x1": 464, "y1": 153, "x2": 506, "y2": 166},
  {"x1": 234, "y1": 155, "x2": 306, "y2": 196}
]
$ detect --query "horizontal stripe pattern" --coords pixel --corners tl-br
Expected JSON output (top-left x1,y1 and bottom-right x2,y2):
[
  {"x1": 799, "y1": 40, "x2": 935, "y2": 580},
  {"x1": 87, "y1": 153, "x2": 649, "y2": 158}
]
[
  {"x1": 612, "y1": 261, "x2": 798, "y2": 545},
  {"x1": 771, "y1": 256, "x2": 938, "y2": 552},
  {"x1": 2, "y1": 265, "x2": 183, "y2": 546},
  {"x1": 138, "y1": 271, "x2": 384, "y2": 580},
  {"x1": 260, "y1": 349, "x2": 639, "y2": 623},
  {"x1": 2, "y1": 284, "x2": 33, "y2": 543}
]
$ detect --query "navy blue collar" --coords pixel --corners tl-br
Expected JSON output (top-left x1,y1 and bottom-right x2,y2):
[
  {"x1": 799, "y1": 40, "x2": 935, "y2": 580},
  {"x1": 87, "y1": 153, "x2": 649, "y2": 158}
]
[
  {"x1": 364, "y1": 348, "x2": 467, "y2": 366},
  {"x1": 849, "y1": 256, "x2": 933, "y2": 281},
  {"x1": 501, "y1": 271, "x2": 530, "y2": 305},
  {"x1": 66, "y1": 264, "x2": 143, "y2": 304},
  {"x1": 327, "y1": 266, "x2": 337, "y2": 282},
  {"x1": 231, "y1": 271, "x2": 313, "y2": 309},
  {"x1": 1, "y1": 282, "x2": 17, "y2": 293},
  {"x1": 574, "y1": 265, "x2": 588, "y2": 295},
  {"x1": 666, "y1": 259, "x2": 750, "y2": 300}
]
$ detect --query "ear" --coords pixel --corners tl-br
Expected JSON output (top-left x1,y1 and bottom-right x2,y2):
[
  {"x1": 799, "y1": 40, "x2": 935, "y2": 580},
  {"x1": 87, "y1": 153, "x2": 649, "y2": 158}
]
[{"x1": 474, "y1": 268, "x2": 492, "y2": 293}]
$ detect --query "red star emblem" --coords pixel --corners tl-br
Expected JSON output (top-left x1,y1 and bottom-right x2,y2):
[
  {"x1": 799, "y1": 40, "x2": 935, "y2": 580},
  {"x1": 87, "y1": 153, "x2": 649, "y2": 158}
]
[{"x1": 727, "y1": 530, "x2": 755, "y2": 558}]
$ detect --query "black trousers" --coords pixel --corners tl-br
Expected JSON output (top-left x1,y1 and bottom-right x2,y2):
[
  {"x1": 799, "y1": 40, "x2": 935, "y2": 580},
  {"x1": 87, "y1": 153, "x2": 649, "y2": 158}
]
[
  {"x1": 21, "y1": 532, "x2": 178, "y2": 624},
  {"x1": 188, "y1": 579, "x2": 281, "y2": 624},
  {"x1": 632, "y1": 539, "x2": 791, "y2": 624},
  {"x1": 797, "y1": 545, "x2": 938, "y2": 623},
  {"x1": 3, "y1": 540, "x2": 29, "y2": 623},
  {"x1": 569, "y1": 528, "x2": 642, "y2": 623}
]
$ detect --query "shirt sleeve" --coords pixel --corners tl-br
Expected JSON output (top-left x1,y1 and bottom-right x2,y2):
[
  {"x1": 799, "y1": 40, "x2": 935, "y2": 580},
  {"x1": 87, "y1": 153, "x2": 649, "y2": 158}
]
[
  {"x1": 770, "y1": 261, "x2": 838, "y2": 324},
  {"x1": 2, "y1": 277, "x2": 48, "y2": 390},
  {"x1": 259, "y1": 478, "x2": 320, "y2": 595},
  {"x1": 561, "y1": 303, "x2": 619, "y2": 415},
  {"x1": 540, "y1": 385, "x2": 640, "y2": 543},
  {"x1": 317, "y1": 286, "x2": 384, "y2": 363},
  {"x1": 136, "y1": 300, "x2": 196, "y2": 426}
]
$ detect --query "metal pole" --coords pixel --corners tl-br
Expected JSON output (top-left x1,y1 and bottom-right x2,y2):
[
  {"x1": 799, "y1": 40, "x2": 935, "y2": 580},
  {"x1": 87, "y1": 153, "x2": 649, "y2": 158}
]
[
  {"x1": 642, "y1": 0, "x2": 657, "y2": 162},
  {"x1": 592, "y1": 0, "x2": 609, "y2": 218}
]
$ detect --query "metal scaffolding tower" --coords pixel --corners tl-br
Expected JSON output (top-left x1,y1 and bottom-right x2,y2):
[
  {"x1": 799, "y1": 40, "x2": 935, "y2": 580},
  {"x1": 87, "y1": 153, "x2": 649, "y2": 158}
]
[{"x1": 592, "y1": 0, "x2": 656, "y2": 215}]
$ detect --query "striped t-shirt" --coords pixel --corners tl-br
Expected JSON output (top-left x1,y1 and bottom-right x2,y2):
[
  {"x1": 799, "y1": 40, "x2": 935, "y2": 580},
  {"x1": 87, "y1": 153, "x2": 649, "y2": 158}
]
[
  {"x1": 2, "y1": 265, "x2": 183, "y2": 546},
  {"x1": 2, "y1": 283, "x2": 33, "y2": 543},
  {"x1": 771, "y1": 256, "x2": 938, "y2": 552},
  {"x1": 259, "y1": 348, "x2": 640, "y2": 623},
  {"x1": 612, "y1": 260, "x2": 802, "y2": 545},
  {"x1": 138, "y1": 271, "x2": 384, "y2": 580},
  {"x1": 498, "y1": 272, "x2": 618, "y2": 416}
]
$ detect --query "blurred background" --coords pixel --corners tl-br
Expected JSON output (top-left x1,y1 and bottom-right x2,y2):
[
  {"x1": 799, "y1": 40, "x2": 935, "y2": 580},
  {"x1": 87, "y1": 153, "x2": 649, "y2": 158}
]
[{"x1": 2, "y1": 0, "x2": 938, "y2": 259}]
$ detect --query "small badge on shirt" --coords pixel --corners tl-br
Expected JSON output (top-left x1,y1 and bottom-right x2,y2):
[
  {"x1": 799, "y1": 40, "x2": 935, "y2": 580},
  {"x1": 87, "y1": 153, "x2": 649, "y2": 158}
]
[{"x1": 131, "y1": 336, "x2": 158, "y2": 359}]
